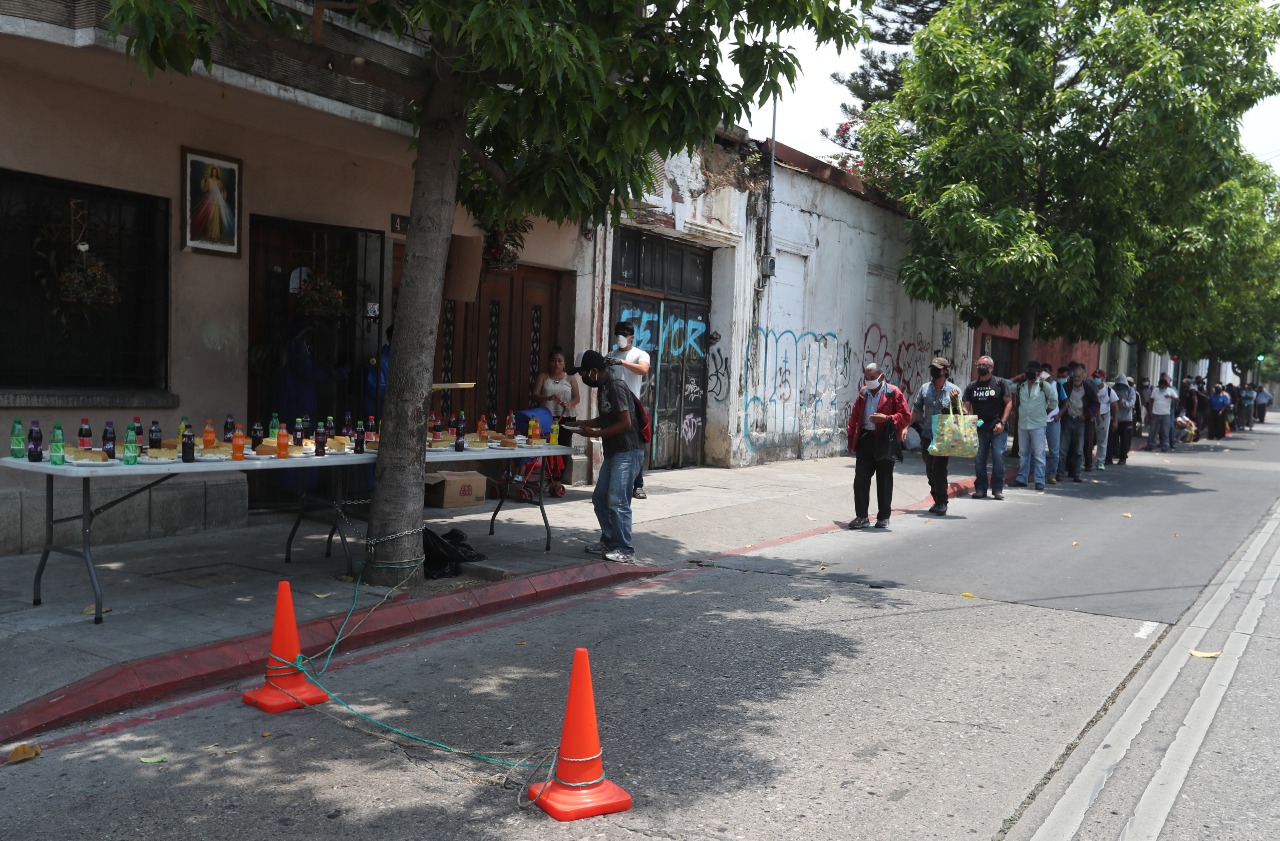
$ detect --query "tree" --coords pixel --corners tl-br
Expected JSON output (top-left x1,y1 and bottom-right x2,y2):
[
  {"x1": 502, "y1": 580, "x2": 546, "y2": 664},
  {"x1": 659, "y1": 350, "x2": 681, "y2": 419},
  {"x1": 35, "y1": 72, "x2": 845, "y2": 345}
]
[
  {"x1": 858, "y1": 0, "x2": 1280, "y2": 369},
  {"x1": 108, "y1": 0, "x2": 865, "y2": 585},
  {"x1": 821, "y1": 0, "x2": 946, "y2": 171}
]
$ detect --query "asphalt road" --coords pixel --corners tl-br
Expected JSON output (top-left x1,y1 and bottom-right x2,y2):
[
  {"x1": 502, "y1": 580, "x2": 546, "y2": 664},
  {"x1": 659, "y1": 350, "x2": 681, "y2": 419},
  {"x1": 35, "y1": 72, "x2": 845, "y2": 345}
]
[{"x1": 4, "y1": 427, "x2": 1278, "y2": 840}]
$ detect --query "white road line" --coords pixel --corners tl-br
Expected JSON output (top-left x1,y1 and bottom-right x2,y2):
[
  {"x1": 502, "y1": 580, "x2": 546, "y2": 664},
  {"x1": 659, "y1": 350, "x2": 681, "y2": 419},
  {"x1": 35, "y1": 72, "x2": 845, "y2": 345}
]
[
  {"x1": 1118, "y1": 542, "x2": 1280, "y2": 840},
  {"x1": 1028, "y1": 511, "x2": 1280, "y2": 841},
  {"x1": 1134, "y1": 621, "x2": 1159, "y2": 640}
]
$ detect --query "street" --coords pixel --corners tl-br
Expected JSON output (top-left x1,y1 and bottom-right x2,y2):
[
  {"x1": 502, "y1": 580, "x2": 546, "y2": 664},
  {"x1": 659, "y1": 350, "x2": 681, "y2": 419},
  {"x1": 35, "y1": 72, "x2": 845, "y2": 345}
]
[{"x1": 4, "y1": 427, "x2": 1280, "y2": 840}]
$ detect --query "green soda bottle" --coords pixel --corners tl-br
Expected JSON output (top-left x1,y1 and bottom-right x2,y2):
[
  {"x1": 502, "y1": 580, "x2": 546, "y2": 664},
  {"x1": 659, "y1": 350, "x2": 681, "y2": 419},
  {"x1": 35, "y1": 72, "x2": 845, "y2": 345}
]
[
  {"x1": 268, "y1": 413, "x2": 280, "y2": 437},
  {"x1": 10, "y1": 418, "x2": 23, "y2": 458},
  {"x1": 123, "y1": 424, "x2": 139, "y2": 465},
  {"x1": 50, "y1": 423, "x2": 65, "y2": 465}
]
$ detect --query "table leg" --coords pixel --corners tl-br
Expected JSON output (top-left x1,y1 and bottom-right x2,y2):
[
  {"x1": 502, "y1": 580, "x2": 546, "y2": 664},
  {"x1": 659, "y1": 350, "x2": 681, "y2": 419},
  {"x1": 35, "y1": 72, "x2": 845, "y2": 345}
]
[
  {"x1": 488, "y1": 466, "x2": 510, "y2": 536},
  {"x1": 32, "y1": 474, "x2": 53, "y2": 606},
  {"x1": 285, "y1": 496, "x2": 306, "y2": 563},
  {"x1": 329, "y1": 469, "x2": 354, "y2": 576},
  {"x1": 79, "y1": 478, "x2": 105, "y2": 625},
  {"x1": 536, "y1": 456, "x2": 551, "y2": 552}
]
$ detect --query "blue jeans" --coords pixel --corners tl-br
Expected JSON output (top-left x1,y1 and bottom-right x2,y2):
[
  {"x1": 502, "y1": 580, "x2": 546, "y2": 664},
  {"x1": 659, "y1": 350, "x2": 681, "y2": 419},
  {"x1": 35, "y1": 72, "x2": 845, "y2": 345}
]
[
  {"x1": 1046, "y1": 419, "x2": 1062, "y2": 478},
  {"x1": 593, "y1": 449, "x2": 641, "y2": 554},
  {"x1": 1065, "y1": 417, "x2": 1087, "y2": 477},
  {"x1": 1016, "y1": 426, "x2": 1046, "y2": 485},
  {"x1": 1152, "y1": 414, "x2": 1174, "y2": 450},
  {"x1": 974, "y1": 426, "x2": 1007, "y2": 494}
]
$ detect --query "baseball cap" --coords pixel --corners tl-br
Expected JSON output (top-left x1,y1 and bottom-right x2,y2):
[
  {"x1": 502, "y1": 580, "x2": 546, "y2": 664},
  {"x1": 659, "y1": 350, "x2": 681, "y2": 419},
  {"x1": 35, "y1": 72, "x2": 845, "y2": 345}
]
[{"x1": 569, "y1": 350, "x2": 608, "y2": 375}]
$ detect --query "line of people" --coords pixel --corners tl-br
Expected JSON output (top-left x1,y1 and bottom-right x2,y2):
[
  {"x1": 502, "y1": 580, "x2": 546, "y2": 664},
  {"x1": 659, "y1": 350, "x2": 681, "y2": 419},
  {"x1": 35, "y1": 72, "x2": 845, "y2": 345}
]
[{"x1": 844, "y1": 356, "x2": 1270, "y2": 528}]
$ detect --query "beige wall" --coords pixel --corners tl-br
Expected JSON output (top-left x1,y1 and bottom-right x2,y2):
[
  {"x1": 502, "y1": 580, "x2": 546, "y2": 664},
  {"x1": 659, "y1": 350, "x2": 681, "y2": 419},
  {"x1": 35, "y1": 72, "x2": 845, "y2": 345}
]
[{"x1": 0, "y1": 35, "x2": 583, "y2": 505}]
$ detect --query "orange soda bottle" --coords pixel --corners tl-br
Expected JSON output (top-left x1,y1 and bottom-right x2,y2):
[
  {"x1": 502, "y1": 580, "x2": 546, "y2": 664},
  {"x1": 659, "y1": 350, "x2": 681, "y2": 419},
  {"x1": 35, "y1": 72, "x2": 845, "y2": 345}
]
[
  {"x1": 231, "y1": 424, "x2": 246, "y2": 461},
  {"x1": 203, "y1": 419, "x2": 216, "y2": 448},
  {"x1": 276, "y1": 423, "x2": 289, "y2": 458}
]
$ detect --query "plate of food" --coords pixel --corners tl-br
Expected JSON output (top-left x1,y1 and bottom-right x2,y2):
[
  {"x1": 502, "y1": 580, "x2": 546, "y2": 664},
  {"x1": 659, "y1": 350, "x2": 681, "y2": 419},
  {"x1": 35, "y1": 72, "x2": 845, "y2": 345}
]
[
  {"x1": 69, "y1": 453, "x2": 119, "y2": 467},
  {"x1": 139, "y1": 455, "x2": 177, "y2": 464},
  {"x1": 196, "y1": 452, "x2": 232, "y2": 462}
]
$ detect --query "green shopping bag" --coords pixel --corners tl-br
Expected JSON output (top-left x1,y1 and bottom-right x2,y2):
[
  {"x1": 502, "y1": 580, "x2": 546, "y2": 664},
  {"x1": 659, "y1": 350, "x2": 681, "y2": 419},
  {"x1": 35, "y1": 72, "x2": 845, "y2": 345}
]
[{"x1": 928, "y1": 405, "x2": 978, "y2": 457}]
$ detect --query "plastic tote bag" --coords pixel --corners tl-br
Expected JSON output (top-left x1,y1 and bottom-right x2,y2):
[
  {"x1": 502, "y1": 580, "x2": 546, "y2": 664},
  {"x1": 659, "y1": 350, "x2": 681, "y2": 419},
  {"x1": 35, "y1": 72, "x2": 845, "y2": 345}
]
[{"x1": 928, "y1": 406, "x2": 979, "y2": 458}]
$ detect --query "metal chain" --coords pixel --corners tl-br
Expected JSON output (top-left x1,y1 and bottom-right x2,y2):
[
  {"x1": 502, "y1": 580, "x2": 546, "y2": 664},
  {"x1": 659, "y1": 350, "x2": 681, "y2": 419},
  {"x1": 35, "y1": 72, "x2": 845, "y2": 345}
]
[{"x1": 329, "y1": 498, "x2": 433, "y2": 566}]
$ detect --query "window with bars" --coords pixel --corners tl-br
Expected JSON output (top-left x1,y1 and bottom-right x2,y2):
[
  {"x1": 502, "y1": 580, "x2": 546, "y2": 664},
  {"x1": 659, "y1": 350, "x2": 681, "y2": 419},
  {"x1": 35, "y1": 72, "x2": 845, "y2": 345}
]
[{"x1": 0, "y1": 168, "x2": 169, "y2": 390}]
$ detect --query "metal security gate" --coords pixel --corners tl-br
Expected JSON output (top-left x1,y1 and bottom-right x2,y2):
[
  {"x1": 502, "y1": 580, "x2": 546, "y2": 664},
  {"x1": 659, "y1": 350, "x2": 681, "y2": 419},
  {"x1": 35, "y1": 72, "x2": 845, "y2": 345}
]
[{"x1": 610, "y1": 229, "x2": 711, "y2": 469}]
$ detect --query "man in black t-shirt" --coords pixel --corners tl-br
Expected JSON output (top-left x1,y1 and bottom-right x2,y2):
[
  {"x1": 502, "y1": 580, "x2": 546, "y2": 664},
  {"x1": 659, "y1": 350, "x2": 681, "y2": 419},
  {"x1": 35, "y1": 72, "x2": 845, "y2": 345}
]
[
  {"x1": 565, "y1": 350, "x2": 643, "y2": 564},
  {"x1": 963, "y1": 355, "x2": 1013, "y2": 499}
]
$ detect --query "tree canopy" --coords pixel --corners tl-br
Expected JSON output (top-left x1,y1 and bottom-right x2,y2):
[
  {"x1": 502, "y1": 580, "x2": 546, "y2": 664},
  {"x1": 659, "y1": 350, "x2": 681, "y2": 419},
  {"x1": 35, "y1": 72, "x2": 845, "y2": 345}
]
[
  {"x1": 108, "y1": 0, "x2": 866, "y2": 583},
  {"x1": 858, "y1": 0, "x2": 1280, "y2": 367}
]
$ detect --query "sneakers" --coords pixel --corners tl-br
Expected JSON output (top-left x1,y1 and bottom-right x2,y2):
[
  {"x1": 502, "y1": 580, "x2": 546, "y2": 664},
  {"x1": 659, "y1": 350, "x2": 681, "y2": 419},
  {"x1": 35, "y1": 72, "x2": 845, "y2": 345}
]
[
  {"x1": 928, "y1": 502, "x2": 948, "y2": 515},
  {"x1": 1009, "y1": 480, "x2": 1029, "y2": 488},
  {"x1": 1072, "y1": 476, "x2": 1084, "y2": 483},
  {"x1": 603, "y1": 549, "x2": 637, "y2": 563},
  {"x1": 1097, "y1": 464, "x2": 1106, "y2": 471},
  {"x1": 874, "y1": 518, "x2": 890, "y2": 529},
  {"x1": 632, "y1": 487, "x2": 647, "y2": 499},
  {"x1": 1034, "y1": 483, "x2": 1045, "y2": 491},
  {"x1": 992, "y1": 492, "x2": 1004, "y2": 500},
  {"x1": 584, "y1": 541, "x2": 610, "y2": 555},
  {"x1": 1048, "y1": 476, "x2": 1059, "y2": 484},
  {"x1": 849, "y1": 516, "x2": 870, "y2": 530},
  {"x1": 971, "y1": 491, "x2": 987, "y2": 499}
]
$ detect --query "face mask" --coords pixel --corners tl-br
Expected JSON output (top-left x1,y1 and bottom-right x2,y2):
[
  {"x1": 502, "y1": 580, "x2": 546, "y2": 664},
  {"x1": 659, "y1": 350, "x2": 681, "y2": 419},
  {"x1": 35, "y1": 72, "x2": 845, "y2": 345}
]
[
  {"x1": 584, "y1": 375, "x2": 600, "y2": 389},
  {"x1": 929, "y1": 367, "x2": 943, "y2": 379},
  {"x1": 1092, "y1": 377, "x2": 1102, "y2": 385},
  {"x1": 1057, "y1": 377, "x2": 1068, "y2": 385},
  {"x1": 977, "y1": 365, "x2": 992, "y2": 376},
  {"x1": 615, "y1": 335, "x2": 629, "y2": 349},
  {"x1": 1039, "y1": 371, "x2": 1050, "y2": 380},
  {"x1": 864, "y1": 377, "x2": 882, "y2": 390}
]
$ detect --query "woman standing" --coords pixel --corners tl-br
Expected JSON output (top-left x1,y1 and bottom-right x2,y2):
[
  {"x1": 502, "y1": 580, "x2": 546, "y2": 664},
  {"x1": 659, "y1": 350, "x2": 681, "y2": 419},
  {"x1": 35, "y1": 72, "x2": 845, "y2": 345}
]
[{"x1": 533, "y1": 347, "x2": 580, "y2": 449}]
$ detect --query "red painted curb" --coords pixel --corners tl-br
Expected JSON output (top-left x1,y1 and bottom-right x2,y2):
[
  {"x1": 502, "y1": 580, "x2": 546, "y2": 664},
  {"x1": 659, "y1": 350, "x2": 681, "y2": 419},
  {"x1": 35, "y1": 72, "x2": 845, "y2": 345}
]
[{"x1": 0, "y1": 562, "x2": 655, "y2": 746}]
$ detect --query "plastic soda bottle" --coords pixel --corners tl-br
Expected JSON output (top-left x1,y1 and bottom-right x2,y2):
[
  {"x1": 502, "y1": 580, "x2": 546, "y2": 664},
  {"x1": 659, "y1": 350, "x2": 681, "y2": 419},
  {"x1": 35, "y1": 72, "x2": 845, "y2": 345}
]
[
  {"x1": 250, "y1": 420, "x2": 264, "y2": 449},
  {"x1": 276, "y1": 423, "x2": 289, "y2": 458},
  {"x1": 449, "y1": 413, "x2": 458, "y2": 438},
  {"x1": 132, "y1": 417, "x2": 145, "y2": 454},
  {"x1": 202, "y1": 419, "x2": 216, "y2": 448},
  {"x1": 293, "y1": 418, "x2": 304, "y2": 447},
  {"x1": 549, "y1": 420, "x2": 560, "y2": 446},
  {"x1": 123, "y1": 424, "x2": 138, "y2": 465},
  {"x1": 342, "y1": 411, "x2": 353, "y2": 437},
  {"x1": 367, "y1": 415, "x2": 377, "y2": 436},
  {"x1": 429, "y1": 411, "x2": 439, "y2": 441},
  {"x1": 77, "y1": 417, "x2": 92, "y2": 449},
  {"x1": 477, "y1": 413, "x2": 489, "y2": 439},
  {"x1": 148, "y1": 420, "x2": 162, "y2": 452},
  {"x1": 268, "y1": 413, "x2": 280, "y2": 437},
  {"x1": 314, "y1": 421, "x2": 327, "y2": 457},
  {"x1": 27, "y1": 420, "x2": 43, "y2": 462},
  {"x1": 354, "y1": 421, "x2": 366, "y2": 454},
  {"x1": 50, "y1": 422, "x2": 65, "y2": 465},
  {"x1": 458, "y1": 410, "x2": 467, "y2": 435},
  {"x1": 181, "y1": 424, "x2": 196, "y2": 463},
  {"x1": 223, "y1": 413, "x2": 235, "y2": 442},
  {"x1": 302, "y1": 414, "x2": 312, "y2": 438},
  {"x1": 325, "y1": 416, "x2": 336, "y2": 438},
  {"x1": 505, "y1": 411, "x2": 516, "y2": 437},
  {"x1": 232, "y1": 424, "x2": 246, "y2": 461},
  {"x1": 10, "y1": 418, "x2": 23, "y2": 458},
  {"x1": 102, "y1": 421, "x2": 117, "y2": 460},
  {"x1": 454, "y1": 418, "x2": 465, "y2": 452}
]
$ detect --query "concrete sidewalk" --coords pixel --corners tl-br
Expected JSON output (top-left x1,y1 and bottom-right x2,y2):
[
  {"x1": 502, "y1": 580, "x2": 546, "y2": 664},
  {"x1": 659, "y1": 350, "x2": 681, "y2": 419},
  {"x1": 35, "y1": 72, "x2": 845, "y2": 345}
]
[{"x1": 0, "y1": 438, "x2": 1108, "y2": 744}]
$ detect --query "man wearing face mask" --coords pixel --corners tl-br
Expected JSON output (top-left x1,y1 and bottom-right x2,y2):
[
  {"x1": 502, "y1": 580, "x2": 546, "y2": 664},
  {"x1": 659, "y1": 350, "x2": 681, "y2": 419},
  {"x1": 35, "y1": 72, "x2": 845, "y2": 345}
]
[
  {"x1": 1064, "y1": 364, "x2": 1100, "y2": 482},
  {"x1": 845, "y1": 362, "x2": 912, "y2": 529},
  {"x1": 564, "y1": 350, "x2": 644, "y2": 563},
  {"x1": 912, "y1": 356, "x2": 963, "y2": 515},
  {"x1": 963, "y1": 355, "x2": 1013, "y2": 499},
  {"x1": 608, "y1": 322, "x2": 652, "y2": 499},
  {"x1": 1090, "y1": 370, "x2": 1118, "y2": 470}
]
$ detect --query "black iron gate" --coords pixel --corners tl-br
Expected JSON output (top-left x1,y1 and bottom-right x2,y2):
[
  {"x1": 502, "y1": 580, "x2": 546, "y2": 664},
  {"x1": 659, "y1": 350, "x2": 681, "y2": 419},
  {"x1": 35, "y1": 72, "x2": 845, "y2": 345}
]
[{"x1": 610, "y1": 229, "x2": 711, "y2": 469}]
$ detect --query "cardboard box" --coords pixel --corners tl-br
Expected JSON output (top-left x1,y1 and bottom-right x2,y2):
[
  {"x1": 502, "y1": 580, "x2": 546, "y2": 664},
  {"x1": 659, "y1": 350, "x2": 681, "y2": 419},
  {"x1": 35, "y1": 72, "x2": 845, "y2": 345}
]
[{"x1": 424, "y1": 470, "x2": 486, "y2": 508}]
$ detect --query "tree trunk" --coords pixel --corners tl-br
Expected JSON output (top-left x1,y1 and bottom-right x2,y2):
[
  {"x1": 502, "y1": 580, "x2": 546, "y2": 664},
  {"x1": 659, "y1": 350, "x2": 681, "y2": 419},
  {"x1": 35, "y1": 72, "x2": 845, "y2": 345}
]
[
  {"x1": 1134, "y1": 339, "x2": 1147, "y2": 384},
  {"x1": 1207, "y1": 356, "x2": 1220, "y2": 385},
  {"x1": 1016, "y1": 301, "x2": 1036, "y2": 371},
  {"x1": 365, "y1": 66, "x2": 468, "y2": 587}
]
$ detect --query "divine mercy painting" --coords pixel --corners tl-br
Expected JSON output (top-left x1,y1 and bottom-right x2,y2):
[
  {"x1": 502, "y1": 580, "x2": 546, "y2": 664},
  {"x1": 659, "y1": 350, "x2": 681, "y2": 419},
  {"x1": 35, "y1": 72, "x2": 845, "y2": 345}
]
[{"x1": 182, "y1": 147, "x2": 241, "y2": 257}]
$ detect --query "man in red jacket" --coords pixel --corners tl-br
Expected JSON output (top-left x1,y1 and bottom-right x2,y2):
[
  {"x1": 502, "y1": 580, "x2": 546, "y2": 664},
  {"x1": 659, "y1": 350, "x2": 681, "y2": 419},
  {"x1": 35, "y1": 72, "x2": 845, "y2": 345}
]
[{"x1": 846, "y1": 362, "x2": 913, "y2": 529}]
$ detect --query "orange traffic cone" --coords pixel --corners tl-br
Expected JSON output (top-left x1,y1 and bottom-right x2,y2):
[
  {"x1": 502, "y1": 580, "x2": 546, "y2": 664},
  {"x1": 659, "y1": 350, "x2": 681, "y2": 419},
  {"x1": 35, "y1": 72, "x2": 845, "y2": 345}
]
[
  {"x1": 242, "y1": 581, "x2": 329, "y2": 714},
  {"x1": 528, "y1": 648, "x2": 632, "y2": 821}
]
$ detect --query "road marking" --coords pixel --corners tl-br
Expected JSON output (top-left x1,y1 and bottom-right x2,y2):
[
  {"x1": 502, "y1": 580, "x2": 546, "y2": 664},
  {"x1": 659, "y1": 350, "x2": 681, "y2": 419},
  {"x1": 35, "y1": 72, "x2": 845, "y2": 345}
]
[
  {"x1": 1028, "y1": 509, "x2": 1280, "y2": 841},
  {"x1": 1133, "y1": 621, "x2": 1159, "y2": 639},
  {"x1": 1119, "y1": 535, "x2": 1280, "y2": 840}
]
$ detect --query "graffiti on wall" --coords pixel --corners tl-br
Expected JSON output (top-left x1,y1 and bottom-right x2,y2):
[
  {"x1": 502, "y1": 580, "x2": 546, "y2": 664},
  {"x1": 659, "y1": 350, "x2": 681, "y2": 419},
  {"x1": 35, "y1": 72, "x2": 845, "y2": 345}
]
[
  {"x1": 742, "y1": 327, "x2": 850, "y2": 451},
  {"x1": 862, "y1": 323, "x2": 931, "y2": 397},
  {"x1": 620, "y1": 306, "x2": 707, "y2": 359},
  {"x1": 708, "y1": 346, "x2": 730, "y2": 402}
]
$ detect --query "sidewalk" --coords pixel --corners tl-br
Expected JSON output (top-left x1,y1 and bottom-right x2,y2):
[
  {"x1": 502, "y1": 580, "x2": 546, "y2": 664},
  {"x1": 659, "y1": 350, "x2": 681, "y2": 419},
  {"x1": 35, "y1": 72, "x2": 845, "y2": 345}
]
[{"x1": 0, "y1": 442, "x2": 1056, "y2": 744}]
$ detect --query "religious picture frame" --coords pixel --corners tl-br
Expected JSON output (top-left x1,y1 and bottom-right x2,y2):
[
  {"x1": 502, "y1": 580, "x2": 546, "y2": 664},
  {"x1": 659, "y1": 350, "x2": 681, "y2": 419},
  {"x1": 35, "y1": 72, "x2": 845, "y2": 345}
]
[{"x1": 181, "y1": 147, "x2": 242, "y2": 257}]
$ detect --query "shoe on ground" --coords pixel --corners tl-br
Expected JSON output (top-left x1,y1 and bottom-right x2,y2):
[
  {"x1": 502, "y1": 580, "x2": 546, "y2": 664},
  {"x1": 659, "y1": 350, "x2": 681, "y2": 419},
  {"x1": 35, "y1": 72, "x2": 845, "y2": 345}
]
[
  {"x1": 1048, "y1": 476, "x2": 1059, "y2": 484},
  {"x1": 929, "y1": 503, "x2": 948, "y2": 516},
  {"x1": 632, "y1": 487, "x2": 647, "y2": 499},
  {"x1": 603, "y1": 549, "x2": 637, "y2": 563},
  {"x1": 1010, "y1": 480, "x2": 1028, "y2": 488},
  {"x1": 584, "y1": 541, "x2": 610, "y2": 555},
  {"x1": 1097, "y1": 464, "x2": 1106, "y2": 471},
  {"x1": 1072, "y1": 476, "x2": 1084, "y2": 483},
  {"x1": 1034, "y1": 483, "x2": 1045, "y2": 491},
  {"x1": 849, "y1": 516, "x2": 870, "y2": 530},
  {"x1": 874, "y1": 518, "x2": 890, "y2": 529},
  {"x1": 1119, "y1": 459, "x2": 1127, "y2": 465},
  {"x1": 992, "y1": 492, "x2": 1004, "y2": 500},
  {"x1": 971, "y1": 491, "x2": 987, "y2": 499}
]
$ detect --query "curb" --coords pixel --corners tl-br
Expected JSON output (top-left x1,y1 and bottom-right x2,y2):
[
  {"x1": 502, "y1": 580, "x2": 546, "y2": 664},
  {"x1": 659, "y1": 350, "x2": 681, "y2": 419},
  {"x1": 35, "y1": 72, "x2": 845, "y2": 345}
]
[{"x1": 0, "y1": 561, "x2": 655, "y2": 747}]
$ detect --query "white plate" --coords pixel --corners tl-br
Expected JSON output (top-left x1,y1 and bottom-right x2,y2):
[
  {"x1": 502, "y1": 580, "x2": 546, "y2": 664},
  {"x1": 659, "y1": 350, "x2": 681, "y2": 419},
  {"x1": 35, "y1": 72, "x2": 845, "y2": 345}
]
[
  {"x1": 139, "y1": 456, "x2": 177, "y2": 464},
  {"x1": 196, "y1": 453, "x2": 231, "y2": 462},
  {"x1": 69, "y1": 457, "x2": 119, "y2": 467}
]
